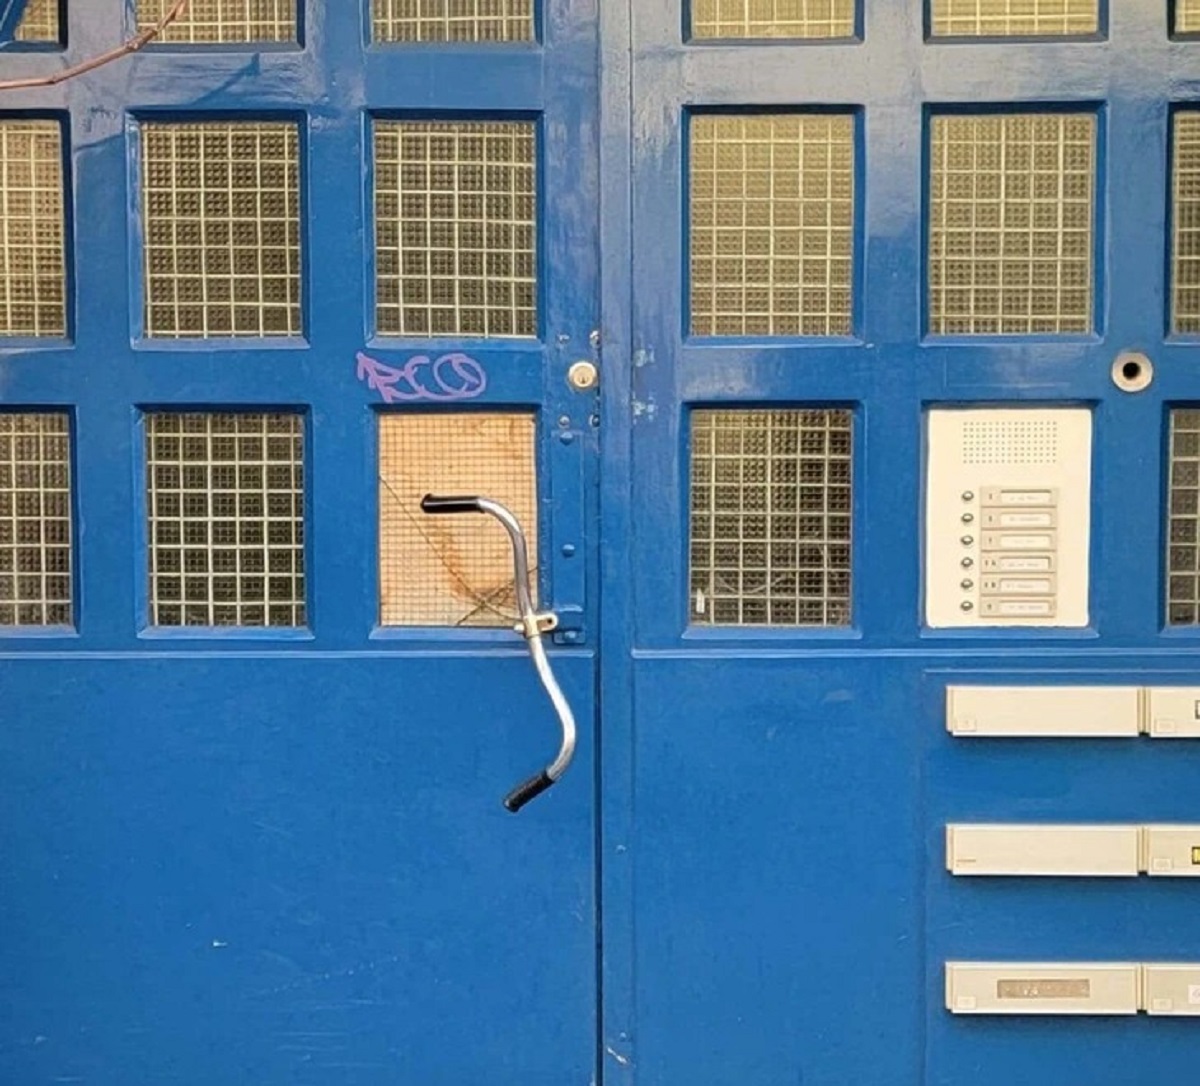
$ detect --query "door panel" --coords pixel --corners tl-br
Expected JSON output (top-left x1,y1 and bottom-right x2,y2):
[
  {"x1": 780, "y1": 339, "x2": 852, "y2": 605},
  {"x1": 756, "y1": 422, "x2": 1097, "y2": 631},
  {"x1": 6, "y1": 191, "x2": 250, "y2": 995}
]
[
  {"x1": 0, "y1": 656, "x2": 595, "y2": 1083},
  {"x1": 626, "y1": 2, "x2": 1200, "y2": 1084},
  {"x1": 0, "y1": 2, "x2": 599, "y2": 1083}
]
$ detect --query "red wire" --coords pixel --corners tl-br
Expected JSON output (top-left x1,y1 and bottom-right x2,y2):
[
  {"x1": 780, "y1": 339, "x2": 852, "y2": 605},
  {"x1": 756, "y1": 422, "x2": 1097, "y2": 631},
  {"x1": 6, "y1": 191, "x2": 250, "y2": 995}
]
[{"x1": 0, "y1": 0, "x2": 191, "y2": 92}]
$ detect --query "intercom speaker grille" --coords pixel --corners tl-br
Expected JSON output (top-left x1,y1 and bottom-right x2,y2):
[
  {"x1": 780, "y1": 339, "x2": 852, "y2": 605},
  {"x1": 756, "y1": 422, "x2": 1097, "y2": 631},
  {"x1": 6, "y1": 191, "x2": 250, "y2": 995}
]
[
  {"x1": 1172, "y1": 113, "x2": 1200, "y2": 334},
  {"x1": 0, "y1": 412, "x2": 72, "y2": 627},
  {"x1": 372, "y1": 0, "x2": 534, "y2": 42},
  {"x1": 690, "y1": 408, "x2": 853, "y2": 627},
  {"x1": 374, "y1": 121, "x2": 537, "y2": 338},
  {"x1": 14, "y1": 0, "x2": 59, "y2": 41},
  {"x1": 138, "y1": 0, "x2": 297, "y2": 42},
  {"x1": 0, "y1": 119, "x2": 66, "y2": 338},
  {"x1": 690, "y1": 113, "x2": 855, "y2": 337},
  {"x1": 141, "y1": 121, "x2": 302, "y2": 338},
  {"x1": 146, "y1": 412, "x2": 306, "y2": 628},
  {"x1": 378, "y1": 413, "x2": 538, "y2": 627},
  {"x1": 929, "y1": 113, "x2": 1095, "y2": 336},
  {"x1": 930, "y1": 0, "x2": 1098, "y2": 37},
  {"x1": 1178, "y1": 0, "x2": 1200, "y2": 33},
  {"x1": 961, "y1": 417, "x2": 1059, "y2": 466},
  {"x1": 1167, "y1": 409, "x2": 1200, "y2": 626},
  {"x1": 690, "y1": 0, "x2": 855, "y2": 39}
]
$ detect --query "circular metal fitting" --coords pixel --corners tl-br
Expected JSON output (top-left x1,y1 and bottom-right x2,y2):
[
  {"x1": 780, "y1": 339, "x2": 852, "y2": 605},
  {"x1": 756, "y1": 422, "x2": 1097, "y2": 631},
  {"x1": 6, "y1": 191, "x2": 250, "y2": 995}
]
[
  {"x1": 1112, "y1": 351, "x2": 1153, "y2": 394},
  {"x1": 568, "y1": 361, "x2": 599, "y2": 392}
]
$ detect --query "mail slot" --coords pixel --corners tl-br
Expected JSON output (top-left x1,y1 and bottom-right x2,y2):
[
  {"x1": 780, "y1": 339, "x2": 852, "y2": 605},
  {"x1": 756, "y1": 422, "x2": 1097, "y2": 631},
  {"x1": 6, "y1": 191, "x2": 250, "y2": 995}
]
[
  {"x1": 1143, "y1": 965, "x2": 1200, "y2": 1016},
  {"x1": 1144, "y1": 687, "x2": 1200, "y2": 739},
  {"x1": 945, "y1": 963, "x2": 1140, "y2": 1015},
  {"x1": 1143, "y1": 826, "x2": 1200, "y2": 877},
  {"x1": 946, "y1": 825, "x2": 1140, "y2": 877},
  {"x1": 946, "y1": 685, "x2": 1141, "y2": 737}
]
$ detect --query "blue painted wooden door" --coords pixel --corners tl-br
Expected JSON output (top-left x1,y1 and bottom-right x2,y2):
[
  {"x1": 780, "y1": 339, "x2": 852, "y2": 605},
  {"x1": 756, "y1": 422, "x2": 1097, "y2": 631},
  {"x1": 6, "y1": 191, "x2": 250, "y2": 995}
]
[
  {"x1": 0, "y1": 4, "x2": 599, "y2": 1083},
  {"x1": 615, "y1": 3, "x2": 1200, "y2": 1084}
]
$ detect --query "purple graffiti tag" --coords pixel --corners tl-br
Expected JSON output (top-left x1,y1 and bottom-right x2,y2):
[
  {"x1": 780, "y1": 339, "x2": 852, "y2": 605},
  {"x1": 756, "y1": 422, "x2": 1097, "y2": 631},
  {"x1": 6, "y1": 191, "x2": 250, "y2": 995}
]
[{"x1": 356, "y1": 351, "x2": 489, "y2": 404}]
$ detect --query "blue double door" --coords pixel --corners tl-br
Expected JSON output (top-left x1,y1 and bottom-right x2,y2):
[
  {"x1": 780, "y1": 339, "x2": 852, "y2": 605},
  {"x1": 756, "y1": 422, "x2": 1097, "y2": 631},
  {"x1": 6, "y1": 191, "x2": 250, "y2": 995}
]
[{"x1": 4, "y1": 2, "x2": 1200, "y2": 1085}]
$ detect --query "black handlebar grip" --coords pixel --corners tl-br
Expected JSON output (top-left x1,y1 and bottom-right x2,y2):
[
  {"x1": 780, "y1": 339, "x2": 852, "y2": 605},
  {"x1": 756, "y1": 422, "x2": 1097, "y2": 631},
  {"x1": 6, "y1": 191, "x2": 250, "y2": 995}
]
[
  {"x1": 503, "y1": 771, "x2": 555, "y2": 813},
  {"x1": 420, "y1": 494, "x2": 483, "y2": 515}
]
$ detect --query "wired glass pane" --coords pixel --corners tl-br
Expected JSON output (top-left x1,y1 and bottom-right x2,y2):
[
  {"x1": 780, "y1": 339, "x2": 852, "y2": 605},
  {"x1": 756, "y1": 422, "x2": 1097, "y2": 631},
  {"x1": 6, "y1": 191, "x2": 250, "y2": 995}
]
[
  {"x1": 138, "y1": 0, "x2": 297, "y2": 43},
  {"x1": 374, "y1": 121, "x2": 537, "y2": 338},
  {"x1": 0, "y1": 120, "x2": 66, "y2": 337},
  {"x1": 379, "y1": 413, "x2": 537, "y2": 627},
  {"x1": 1178, "y1": 0, "x2": 1200, "y2": 33},
  {"x1": 372, "y1": 0, "x2": 534, "y2": 42},
  {"x1": 141, "y1": 121, "x2": 302, "y2": 338},
  {"x1": 929, "y1": 113, "x2": 1095, "y2": 335},
  {"x1": 931, "y1": 0, "x2": 1098, "y2": 36},
  {"x1": 0, "y1": 413, "x2": 72, "y2": 627},
  {"x1": 1168, "y1": 409, "x2": 1200, "y2": 625},
  {"x1": 690, "y1": 114, "x2": 855, "y2": 337},
  {"x1": 1173, "y1": 113, "x2": 1200, "y2": 333},
  {"x1": 690, "y1": 409, "x2": 853, "y2": 627},
  {"x1": 14, "y1": 0, "x2": 59, "y2": 42},
  {"x1": 691, "y1": 0, "x2": 855, "y2": 39},
  {"x1": 146, "y1": 413, "x2": 306, "y2": 627}
]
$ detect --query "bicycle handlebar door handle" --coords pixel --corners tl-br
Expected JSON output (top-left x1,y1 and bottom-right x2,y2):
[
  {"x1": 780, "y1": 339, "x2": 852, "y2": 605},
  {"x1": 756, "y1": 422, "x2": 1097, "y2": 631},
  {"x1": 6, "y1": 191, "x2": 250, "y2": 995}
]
[
  {"x1": 420, "y1": 495, "x2": 485, "y2": 515},
  {"x1": 421, "y1": 494, "x2": 577, "y2": 813}
]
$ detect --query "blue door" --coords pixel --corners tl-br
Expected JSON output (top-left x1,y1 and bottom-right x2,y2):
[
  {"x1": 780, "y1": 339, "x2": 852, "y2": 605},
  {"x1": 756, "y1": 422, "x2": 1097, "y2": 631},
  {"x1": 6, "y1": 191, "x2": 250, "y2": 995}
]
[
  {"x1": 0, "y1": 2, "x2": 599, "y2": 1083},
  {"x1": 617, "y1": 2, "x2": 1200, "y2": 1084}
]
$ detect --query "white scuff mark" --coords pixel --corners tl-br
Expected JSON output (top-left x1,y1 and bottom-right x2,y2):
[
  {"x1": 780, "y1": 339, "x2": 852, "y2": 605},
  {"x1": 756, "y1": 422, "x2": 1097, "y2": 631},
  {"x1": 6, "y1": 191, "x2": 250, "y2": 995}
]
[
  {"x1": 632, "y1": 395, "x2": 657, "y2": 422},
  {"x1": 211, "y1": 940, "x2": 229, "y2": 949},
  {"x1": 605, "y1": 1045, "x2": 631, "y2": 1067}
]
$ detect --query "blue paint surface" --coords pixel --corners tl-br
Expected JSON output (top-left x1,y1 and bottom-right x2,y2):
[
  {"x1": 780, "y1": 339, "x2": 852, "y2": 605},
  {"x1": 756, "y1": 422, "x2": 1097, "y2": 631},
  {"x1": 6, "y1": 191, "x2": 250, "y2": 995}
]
[
  {"x1": 3, "y1": 1, "x2": 1200, "y2": 1083},
  {"x1": 0, "y1": 0, "x2": 29, "y2": 46}
]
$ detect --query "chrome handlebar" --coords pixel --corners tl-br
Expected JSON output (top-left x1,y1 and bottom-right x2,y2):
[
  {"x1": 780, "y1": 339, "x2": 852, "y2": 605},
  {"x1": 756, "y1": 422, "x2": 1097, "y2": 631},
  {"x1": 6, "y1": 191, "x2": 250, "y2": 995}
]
[{"x1": 420, "y1": 495, "x2": 577, "y2": 812}]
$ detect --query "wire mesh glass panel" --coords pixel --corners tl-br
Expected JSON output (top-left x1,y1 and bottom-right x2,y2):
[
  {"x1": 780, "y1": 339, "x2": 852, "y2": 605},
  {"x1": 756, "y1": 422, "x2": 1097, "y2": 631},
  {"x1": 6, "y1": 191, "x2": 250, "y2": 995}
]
[
  {"x1": 690, "y1": 409, "x2": 853, "y2": 627},
  {"x1": 141, "y1": 122, "x2": 301, "y2": 338},
  {"x1": 0, "y1": 413, "x2": 72, "y2": 626},
  {"x1": 138, "y1": 0, "x2": 297, "y2": 43},
  {"x1": 146, "y1": 413, "x2": 305, "y2": 627},
  {"x1": 690, "y1": 114, "x2": 855, "y2": 337},
  {"x1": 691, "y1": 0, "x2": 855, "y2": 39},
  {"x1": 1167, "y1": 409, "x2": 1200, "y2": 625},
  {"x1": 372, "y1": 0, "x2": 534, "y2": 42},
  {"x1": 930, "y1": 0, "x2": 1098, "y2": 36},
  {"x1": 1173, "y1": 113, "x2": 1200, "y2": 333},
  {"x1": 14, "y1": 0, "x2": 60, "y2": 42},
  {"x1": 374, "y1": 121, "x2": 537, "y2": 338},
  {"x1": 929, "y1": 113, "x2": 1095, "y2": 335},
  {"x1": 1178, "y1": 0, "x2": 1200, "y2": 34},
  {"x1": 379, "y1": 413, "x2": 537, "y2": 626},
  {"x1": 0, "y1": 120, "x2": 66, "y2": 337}
]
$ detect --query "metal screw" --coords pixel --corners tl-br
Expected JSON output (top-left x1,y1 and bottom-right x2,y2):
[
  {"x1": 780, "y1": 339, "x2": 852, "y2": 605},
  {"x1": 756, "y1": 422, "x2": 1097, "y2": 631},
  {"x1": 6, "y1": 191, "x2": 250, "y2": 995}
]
[
  {"x1": 560, "y1": 431, "x2": 575, "y2": 445},
  {"x1": 558, "y1": 415, "x2": 571, "y2": 428},
  {"x1": 561, "y1": 544, "x2": 576, "y2": 558}
]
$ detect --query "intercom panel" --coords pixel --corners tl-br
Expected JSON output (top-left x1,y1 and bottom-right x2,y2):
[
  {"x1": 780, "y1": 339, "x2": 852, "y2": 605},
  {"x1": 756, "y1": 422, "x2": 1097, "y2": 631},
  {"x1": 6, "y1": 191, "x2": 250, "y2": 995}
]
[{"x1": 926, "y1": 407, "x2": 1092, "y2": 628}]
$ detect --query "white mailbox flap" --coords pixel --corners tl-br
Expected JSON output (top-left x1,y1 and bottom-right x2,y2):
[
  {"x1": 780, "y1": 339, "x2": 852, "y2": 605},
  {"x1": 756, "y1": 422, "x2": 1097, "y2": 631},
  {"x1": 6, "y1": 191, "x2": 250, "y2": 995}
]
[
  {"x1": 1143, "y1": 965, "x2": 1200, "y2": 1016},
  {"x1": 1144, "y1": 687, "x2": 1200, "y2": 739},
  {"x1": 946, "y1": 685, "x2": 1141, "y2": 737},
  {"x1": 945, "y1": 963, "x2": 1140, "y2": 1016},
  {"x1": 946, "y1": 824, "x2": 1140, "y2": 877},
  {"x1": 1142, "y1": 825, "x2": 1200, "y2": 877}
]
